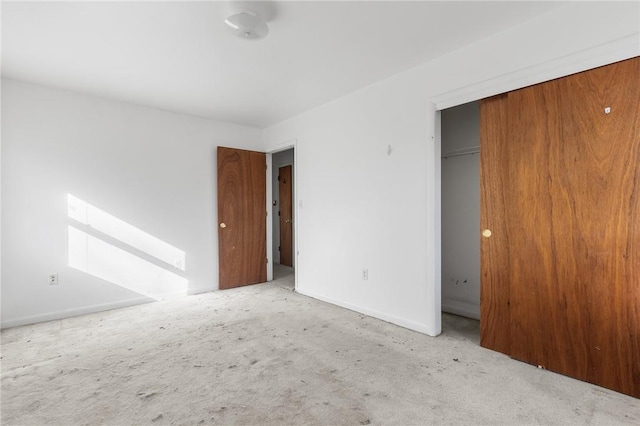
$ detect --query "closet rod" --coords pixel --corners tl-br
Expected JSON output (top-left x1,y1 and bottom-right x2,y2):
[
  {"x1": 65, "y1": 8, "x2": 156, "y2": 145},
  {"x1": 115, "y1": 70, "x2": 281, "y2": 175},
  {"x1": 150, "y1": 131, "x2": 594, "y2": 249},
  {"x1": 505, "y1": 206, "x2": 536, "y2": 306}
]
[{"x1": 441, "y1": 146, "x2": 480, "y2": 159}]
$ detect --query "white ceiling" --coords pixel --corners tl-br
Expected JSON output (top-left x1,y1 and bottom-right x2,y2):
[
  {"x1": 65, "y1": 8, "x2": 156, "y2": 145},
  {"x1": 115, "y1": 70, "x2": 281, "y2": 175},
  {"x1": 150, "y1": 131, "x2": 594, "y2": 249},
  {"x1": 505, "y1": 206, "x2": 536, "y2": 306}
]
[{"x1": 1, "y1": 1, "x2": 565, "y2": 128}]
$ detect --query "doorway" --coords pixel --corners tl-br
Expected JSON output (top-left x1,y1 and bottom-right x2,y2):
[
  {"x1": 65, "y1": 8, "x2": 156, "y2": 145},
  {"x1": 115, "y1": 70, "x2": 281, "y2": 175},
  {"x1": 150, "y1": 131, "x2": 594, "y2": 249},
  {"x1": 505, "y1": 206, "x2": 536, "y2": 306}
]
[
  {"x1": 440, "y1": 101, "x2": 480, "y2": 340},
  {"x1": 270, "y1": 148, "x2": 295, "y2": 288}
]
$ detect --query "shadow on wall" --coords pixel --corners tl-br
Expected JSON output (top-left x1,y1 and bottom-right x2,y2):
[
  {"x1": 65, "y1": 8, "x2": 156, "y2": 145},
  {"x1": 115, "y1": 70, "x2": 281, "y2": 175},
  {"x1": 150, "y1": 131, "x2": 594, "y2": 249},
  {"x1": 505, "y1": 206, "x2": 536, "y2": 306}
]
[{"x1": 66, "y1": 194, "x2": 188, "y2": 300}]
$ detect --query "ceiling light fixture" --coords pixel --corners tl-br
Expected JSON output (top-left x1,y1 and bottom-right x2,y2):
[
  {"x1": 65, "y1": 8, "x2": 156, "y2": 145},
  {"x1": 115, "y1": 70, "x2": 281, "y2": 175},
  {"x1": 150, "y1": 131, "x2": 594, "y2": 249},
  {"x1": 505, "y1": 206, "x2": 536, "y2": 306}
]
[{"x1": 224, "y1": 11, "x2": 269, "y2": 40}]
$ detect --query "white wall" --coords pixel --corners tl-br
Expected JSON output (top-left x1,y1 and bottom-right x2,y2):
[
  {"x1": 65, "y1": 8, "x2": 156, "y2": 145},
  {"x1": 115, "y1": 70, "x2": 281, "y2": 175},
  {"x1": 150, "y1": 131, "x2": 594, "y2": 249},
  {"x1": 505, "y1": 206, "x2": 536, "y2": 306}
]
[
  {"x1": 1, "y1": 79, "x2": 262, "y2": 328},
  {"x1": 2, "y1": 2, "x2": 637, "y2": 333},
  {"x1": 441, "y1": 102, "x2": 480, "y2": 320},
  {"x1": 0, "y1": 82, "x2": 3, "y2": 325},
  {"x1": 263, "y1": 82, "x2": 438, "y2": 334},
  {"x1": 271, "y1": 148, "x2": 294, "y2": 265},
  {"x1": 262, "y1": 2, "x2": 639, "y2": 336}
]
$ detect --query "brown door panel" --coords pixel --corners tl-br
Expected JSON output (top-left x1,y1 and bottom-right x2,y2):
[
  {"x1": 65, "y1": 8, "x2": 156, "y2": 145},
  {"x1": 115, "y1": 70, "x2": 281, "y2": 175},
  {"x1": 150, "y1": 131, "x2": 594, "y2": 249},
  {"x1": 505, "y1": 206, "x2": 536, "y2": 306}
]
[
  {"x1": 217, "y1": 146, "x2": 267, "y2": 289},
  {"x1": 479, "y1": 94, "x2": 511, "y2": 355},
  {"x1": 279, "y1": 165, "x2": 293, "y2": 267},
  {"x1": 480, "y1": 57, "x2": 640, "y2": 398}
]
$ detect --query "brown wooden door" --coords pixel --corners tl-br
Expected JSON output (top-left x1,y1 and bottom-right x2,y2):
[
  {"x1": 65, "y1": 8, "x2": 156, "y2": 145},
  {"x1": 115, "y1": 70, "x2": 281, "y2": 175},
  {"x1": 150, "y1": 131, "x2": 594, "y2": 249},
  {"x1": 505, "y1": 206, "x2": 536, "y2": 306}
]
[
  {"x1": 480, "y1": 57, "x2": 640, "y2": 398},
  {"x1": 217, "y1": 146, "x2": 267, "y2": 289},
  {"x1": 278, "y1": 165, "x2": 293, "y2": 267}
]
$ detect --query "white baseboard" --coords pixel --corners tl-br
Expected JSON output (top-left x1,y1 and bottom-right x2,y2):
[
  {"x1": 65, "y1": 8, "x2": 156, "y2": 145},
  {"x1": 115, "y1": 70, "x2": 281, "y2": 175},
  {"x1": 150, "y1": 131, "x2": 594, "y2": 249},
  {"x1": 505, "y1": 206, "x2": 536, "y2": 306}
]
[
  {"x1": 188, "y1": 286, "x2": 215, "y2": 296},
  {"x1": 442, "y1": 299, "x2": 480, "y2": 320},
  {"x1": 296, "y1": 288, "x2": 438, "y2": 336},
  {"x1": 1, "y1": 296, "x2": 153, "y2": 329}
]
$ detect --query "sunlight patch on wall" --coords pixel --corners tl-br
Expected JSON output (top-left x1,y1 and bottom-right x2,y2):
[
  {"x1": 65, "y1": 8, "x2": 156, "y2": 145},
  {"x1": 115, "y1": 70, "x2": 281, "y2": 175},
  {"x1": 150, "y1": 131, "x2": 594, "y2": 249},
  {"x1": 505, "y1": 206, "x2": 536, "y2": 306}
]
[
  {"x1": 67, "y1": 194, "x2": 188, "y2": 300},
  {"x1": 67, "y1": 194, "x2": 185, "y2": 270}
]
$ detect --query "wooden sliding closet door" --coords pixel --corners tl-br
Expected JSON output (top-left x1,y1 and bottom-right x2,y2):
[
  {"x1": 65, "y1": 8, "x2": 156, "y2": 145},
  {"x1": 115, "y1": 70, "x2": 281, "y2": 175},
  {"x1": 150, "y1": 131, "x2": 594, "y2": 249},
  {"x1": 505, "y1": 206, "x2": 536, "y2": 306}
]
[{"x1": 480, "y1": 57, "x2": 640, "y2": 398}]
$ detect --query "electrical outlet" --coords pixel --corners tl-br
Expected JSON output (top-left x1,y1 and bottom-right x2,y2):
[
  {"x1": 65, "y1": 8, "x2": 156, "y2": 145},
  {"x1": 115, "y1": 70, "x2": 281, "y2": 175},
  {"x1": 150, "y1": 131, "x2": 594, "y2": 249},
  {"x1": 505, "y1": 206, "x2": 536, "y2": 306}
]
[
  {"x1": 362, "y1": 269, "x2": 368, "y2": 280},
  {"x1": 49, "y1": 273, "x2": 58, "y2": 285}
]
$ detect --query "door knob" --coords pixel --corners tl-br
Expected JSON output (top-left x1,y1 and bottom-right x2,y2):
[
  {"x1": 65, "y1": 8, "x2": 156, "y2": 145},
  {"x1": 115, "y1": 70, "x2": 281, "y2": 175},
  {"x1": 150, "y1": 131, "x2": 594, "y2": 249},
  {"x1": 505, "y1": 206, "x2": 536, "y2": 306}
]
[
  {"x1": 220, "y1": 223, "x2": 227, "y2": 229},
  {"x1": 285, "y1": 219, "x2": 291, "y2": 224},
  {"x1": 482, "y1": 229, "x2": 492, "y2": 238}
]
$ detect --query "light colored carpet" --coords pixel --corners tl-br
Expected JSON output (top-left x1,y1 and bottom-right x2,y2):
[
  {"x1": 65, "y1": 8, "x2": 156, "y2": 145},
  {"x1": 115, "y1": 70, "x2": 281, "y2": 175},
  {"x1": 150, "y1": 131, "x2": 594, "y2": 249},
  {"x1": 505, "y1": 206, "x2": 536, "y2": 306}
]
[
  {"x1": 2, "y1": 269, "x2": 639, "y2": 425},
  {"x1": 273, "y1": 263, "x2": 294, "y2": 289}
]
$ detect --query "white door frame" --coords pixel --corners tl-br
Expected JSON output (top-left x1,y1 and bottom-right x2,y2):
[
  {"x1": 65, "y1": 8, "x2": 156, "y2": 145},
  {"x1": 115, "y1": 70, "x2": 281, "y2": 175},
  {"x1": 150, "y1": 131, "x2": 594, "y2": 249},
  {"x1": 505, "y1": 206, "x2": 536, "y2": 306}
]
[{"x1": 265, "y1": 140, "x2": 297, "y2": 288}]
